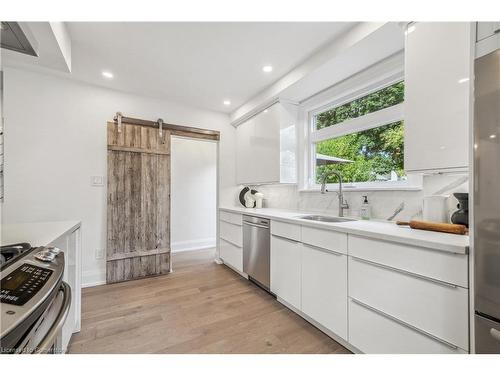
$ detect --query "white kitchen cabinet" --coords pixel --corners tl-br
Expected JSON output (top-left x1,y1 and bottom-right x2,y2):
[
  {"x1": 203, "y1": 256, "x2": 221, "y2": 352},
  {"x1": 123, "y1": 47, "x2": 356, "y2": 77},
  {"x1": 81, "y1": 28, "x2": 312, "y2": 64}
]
[
  {"x1": 476, "y1": 22, "x2": 500, "y2": 42},
  {"x1": 301, "y1": 244, "x2": 348, "y2": 340},
  {"x1": 349, "y1": 256, "x2": 469, "y2": 350},
  {"x1": 270, "y1": 235, "x2": 301, "y2": 309},
  {"x1": 348, "y1": 235, "x2": 468, "y2": 288},
  {"x1": 236, "y1": 101, "x2": 297, "y2": 184},
  {"x1": 404, "y1": 22, "x2": 473, "y2": 173},
  {"x1": 349, "y1": 299, "x2": 467, "y2": 354},
  {"x1": 219, "y1": 220, "x2": 243, "y2": 248},
  {"x1": 49, "y1": 225, "x2": 81, "y2": 353},
  {"x1": 476, "y1": 22, "x2": 500, "y2": 58},
  {"x1": 270, "y1": 220, "x2": 301, "y2": 242},
  {"x1": 218, "y1": 211, "x2": 243, "y2": 272},
  {"x1": 219, "y1": 238, "x2": 243, "y2": 272},
  {"x1": 301, "y1": 226, "x2": 347, "y2": 255}
]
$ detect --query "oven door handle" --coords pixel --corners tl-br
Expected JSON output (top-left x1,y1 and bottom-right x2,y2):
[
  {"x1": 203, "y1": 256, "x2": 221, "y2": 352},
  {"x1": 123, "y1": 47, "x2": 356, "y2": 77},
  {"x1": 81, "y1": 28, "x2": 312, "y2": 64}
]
[{"x1": 33, "y1": 282, "x2": 71, "y2": 354}]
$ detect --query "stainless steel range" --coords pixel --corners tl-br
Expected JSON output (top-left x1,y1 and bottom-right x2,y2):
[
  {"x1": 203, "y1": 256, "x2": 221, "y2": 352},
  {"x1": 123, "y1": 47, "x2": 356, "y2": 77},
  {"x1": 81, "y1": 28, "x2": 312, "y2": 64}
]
[{"x1": 0, "y1": 243, "x2": 71, "y2": 354}]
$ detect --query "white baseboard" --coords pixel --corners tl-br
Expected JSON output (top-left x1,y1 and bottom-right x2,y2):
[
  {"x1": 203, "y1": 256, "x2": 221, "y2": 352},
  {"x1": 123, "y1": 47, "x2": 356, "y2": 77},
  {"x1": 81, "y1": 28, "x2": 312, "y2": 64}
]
[
  {"x1": 171, "y1": 238, "x2": 216, "y2": 253},
  {"x1": 82, "y1": 269, "x2": 106, "y2": 288}
]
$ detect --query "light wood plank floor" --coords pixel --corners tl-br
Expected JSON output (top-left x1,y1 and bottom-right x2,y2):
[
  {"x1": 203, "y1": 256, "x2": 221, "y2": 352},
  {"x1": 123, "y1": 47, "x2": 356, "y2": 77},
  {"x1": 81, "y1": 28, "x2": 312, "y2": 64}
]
[{"x1": 68, "y1": 249, "x2": 351, "y2": 354}]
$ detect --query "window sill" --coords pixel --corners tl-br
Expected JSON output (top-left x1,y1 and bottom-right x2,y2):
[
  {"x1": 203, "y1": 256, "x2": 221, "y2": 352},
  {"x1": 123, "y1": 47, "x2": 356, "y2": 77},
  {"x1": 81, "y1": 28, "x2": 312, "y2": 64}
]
[{"x1": 299, "y1": 185, "x2": 423, "y2": 193}]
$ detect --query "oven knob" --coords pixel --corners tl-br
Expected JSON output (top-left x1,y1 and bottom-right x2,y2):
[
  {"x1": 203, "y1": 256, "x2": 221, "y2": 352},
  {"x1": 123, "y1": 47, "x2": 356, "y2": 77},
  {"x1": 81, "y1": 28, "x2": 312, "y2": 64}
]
[
  {"x1": 34, "y1": 250, "x2": 56, "y2": 262},
  {"x1": 46, "y1": 246, "x2": 61, "y2": 255}
]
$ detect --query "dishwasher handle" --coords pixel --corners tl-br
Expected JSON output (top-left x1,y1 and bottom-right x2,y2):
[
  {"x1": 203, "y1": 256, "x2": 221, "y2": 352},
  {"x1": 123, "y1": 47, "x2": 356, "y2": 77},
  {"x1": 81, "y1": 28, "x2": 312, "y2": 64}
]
[{"x1": 243, "y1": 221, "x2": 269, "y2": 229}]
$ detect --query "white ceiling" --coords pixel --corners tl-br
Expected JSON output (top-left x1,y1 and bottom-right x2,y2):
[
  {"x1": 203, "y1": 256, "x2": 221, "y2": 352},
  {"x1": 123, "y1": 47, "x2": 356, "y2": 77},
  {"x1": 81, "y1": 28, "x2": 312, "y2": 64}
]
[{"x1": 62, "y1": 22, "x2": 355, "y2": 113}]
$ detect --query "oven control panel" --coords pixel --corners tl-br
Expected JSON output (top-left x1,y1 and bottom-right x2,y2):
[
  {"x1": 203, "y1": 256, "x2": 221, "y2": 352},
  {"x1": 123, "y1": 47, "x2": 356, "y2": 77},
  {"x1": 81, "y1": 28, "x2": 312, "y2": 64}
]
[{"x1": 0, "y1": 264, "x2": 53, "y2": 306}]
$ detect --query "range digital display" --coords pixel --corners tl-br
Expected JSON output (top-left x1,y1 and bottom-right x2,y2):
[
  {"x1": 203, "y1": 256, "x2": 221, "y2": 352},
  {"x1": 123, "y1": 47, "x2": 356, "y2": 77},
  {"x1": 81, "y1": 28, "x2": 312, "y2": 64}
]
[{"x1": 0, "y1": 264, "x2": 53, "y2": 306}]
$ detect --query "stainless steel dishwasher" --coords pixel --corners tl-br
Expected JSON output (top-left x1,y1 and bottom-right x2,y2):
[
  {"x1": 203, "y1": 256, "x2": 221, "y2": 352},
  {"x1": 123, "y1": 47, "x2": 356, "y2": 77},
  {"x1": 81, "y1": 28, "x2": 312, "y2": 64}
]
[{"x1": 243, "y1": 215, "x2": 270, "y2": 291}]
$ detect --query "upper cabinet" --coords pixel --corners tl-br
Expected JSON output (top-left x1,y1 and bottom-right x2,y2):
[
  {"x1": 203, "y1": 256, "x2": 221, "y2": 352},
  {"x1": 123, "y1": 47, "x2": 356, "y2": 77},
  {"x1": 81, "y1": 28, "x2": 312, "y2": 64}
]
[
  {"x1": 404, "y1": 22, "x2": 473, "y2": 173},
  {"x1": 236, "y1": 101, "x2": 297, "y2": 184},
  {"x1": 476, "y1": 22, "x2": 500, "y2": 58}
]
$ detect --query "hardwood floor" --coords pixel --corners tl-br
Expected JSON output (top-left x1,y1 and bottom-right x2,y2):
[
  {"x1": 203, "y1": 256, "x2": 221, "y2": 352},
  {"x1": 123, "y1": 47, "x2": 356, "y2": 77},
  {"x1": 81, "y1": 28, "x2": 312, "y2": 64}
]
[{"x1": 68, "y1": 249, "x2": 351, "y2": 354}]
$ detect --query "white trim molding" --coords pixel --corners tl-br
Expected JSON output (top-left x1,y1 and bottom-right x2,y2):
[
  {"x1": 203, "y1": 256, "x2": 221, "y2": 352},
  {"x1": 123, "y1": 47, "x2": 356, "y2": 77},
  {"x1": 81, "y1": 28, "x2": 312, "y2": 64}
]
[
  {"x1": 171, "y1": 238, "x2": 216, "y2": 253},
  {"x1": 310, "y1": 103, "x2": 404, "y2": 143}
]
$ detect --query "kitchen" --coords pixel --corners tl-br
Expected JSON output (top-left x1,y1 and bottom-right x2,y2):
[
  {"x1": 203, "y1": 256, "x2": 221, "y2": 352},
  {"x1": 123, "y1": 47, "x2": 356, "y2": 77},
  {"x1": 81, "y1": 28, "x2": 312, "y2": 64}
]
[{"x1": 1, "y1": 1, "x2": 500, "y2": 372}]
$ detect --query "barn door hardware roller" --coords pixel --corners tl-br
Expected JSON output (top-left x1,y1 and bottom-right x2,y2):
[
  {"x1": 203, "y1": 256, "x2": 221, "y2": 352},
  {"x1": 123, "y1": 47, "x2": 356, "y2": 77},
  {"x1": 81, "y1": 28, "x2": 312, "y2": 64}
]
[
  {"x1": 157, "y1": 118, "x2": 164, "y2": 142},
  {"x1": 115, "y1": 112, "x2": 123, "y2": 133}
]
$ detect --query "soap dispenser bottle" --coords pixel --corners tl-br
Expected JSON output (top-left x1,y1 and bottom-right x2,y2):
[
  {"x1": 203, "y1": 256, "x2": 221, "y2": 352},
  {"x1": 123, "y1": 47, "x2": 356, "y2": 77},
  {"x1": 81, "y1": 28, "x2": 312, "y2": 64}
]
[{"x1": 360, "y1": 195, "x2": 371, "y2": 220}]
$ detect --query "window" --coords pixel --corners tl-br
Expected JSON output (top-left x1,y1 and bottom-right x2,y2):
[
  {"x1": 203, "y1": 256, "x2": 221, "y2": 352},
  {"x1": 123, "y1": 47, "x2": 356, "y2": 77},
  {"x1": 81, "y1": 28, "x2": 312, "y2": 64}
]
[
  {"x1": 316, "y1": 120, "x2": 404, "y2": 184},
  {"x1": 307, "y1": 79, "x2": 419, "y2": 190}
]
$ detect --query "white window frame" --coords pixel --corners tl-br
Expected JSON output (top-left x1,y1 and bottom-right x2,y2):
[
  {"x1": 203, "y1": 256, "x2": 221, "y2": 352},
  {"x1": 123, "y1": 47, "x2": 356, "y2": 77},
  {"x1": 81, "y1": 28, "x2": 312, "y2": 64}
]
[{"x1": 299, "y1": 55, "x2": 422, "y2": 192}]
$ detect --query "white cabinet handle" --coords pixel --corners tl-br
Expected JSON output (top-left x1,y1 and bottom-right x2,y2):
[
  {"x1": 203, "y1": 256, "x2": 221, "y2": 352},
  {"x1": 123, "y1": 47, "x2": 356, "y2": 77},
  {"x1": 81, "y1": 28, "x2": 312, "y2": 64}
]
[
  {"x1": 303, "y1": 243, "x2": 343, "y2": 256},
  {"x1": 271, "y1": 234, "x2": 300, "y2": 244}
]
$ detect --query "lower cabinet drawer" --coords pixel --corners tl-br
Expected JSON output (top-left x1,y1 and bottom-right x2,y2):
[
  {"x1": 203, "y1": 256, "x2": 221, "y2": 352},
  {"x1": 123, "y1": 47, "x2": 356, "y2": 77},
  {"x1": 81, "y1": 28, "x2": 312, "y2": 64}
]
[
  {"x1": 271, "y1": 221, "x2": 301, "y2": 242},
  {"x1": 301, "y1": 226, "x2": 347, "y2": 254},
  {"x1": 349, "y1": 256, "x2": 469, "y2": 350},
  {"x1": 219, "y1": 210, "x2": 242, "y2": 226},
  {"x1": 219, "y1": 220, "x2": 242, "y2": 247},
  {"x1": 219, "y1": 238, "x2": 243, "y2": 272},
  {"x1": 349, "y1": 299, "x2": 467, "y2": 354}
]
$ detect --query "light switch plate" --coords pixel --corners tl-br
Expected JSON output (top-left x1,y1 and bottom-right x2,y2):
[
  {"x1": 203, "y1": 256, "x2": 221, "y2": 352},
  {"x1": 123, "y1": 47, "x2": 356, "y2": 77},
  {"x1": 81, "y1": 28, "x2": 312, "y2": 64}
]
[
  {"x1": 95, "y1": 249, "x2": 105, "y2": 259},
  {"x1": 91, "y1": 176, "x2": 104, "y2": 187}
]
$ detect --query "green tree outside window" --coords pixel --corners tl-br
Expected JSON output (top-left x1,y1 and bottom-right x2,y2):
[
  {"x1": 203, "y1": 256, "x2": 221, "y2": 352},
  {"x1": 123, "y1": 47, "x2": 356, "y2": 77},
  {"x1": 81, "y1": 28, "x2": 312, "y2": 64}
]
[{"x1": 314, "y1": 81, "x2": 405, "y2": 184}]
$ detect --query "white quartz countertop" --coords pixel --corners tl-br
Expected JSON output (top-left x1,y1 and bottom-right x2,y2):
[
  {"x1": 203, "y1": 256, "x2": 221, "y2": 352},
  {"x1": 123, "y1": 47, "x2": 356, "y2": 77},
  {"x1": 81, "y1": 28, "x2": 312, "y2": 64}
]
[
  {"x1": 219, "y1": 206, "x2": 469, "y2": 254},
  {"x1": 1, "y1": 221, "x2": 81, "y2": 247}
]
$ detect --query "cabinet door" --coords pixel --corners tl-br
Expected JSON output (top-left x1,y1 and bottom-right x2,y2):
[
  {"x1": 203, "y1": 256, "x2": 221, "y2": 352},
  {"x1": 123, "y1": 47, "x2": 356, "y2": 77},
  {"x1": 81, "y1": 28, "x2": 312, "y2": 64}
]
[
  {"x1": 236, "y1": 104, "x2": 281, "y2": 184},
  {"x1": 301, "y1": 244, "x2": 347, "y2": 340},
  {"x1": 405, "y1": 22, "x2": 472, "y2": 172},
  {"x1": 270, "y1": 235, "x2": 301, "y2": 309},
  {"x1": 476, "y1": 22, "x2": 500, "y2": 41}
]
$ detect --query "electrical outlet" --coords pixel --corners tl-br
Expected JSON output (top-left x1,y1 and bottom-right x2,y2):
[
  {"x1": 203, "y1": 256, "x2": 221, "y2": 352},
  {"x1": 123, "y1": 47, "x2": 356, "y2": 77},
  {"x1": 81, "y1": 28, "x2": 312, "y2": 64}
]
[
  {"x1": 91, "y1": 176, "x2": 104, "y2": 187},
  {"x1": 95, "y1": 249, "x2": 105, "y2": 259}
]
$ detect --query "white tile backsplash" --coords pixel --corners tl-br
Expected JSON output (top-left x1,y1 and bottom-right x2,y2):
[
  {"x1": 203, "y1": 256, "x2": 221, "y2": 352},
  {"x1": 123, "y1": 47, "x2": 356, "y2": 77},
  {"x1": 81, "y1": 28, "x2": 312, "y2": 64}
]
[{"x1": 238, "y1": 173, "x2": 468, "y2": 222}]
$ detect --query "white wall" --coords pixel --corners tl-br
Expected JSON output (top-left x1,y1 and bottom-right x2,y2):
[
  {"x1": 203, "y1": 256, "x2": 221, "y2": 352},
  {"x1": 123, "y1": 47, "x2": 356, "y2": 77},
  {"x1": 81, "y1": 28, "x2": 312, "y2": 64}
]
[
  {"x1": 2, "y1": 67, "x2": 236, "y2": 286},
  {"x1": 171, "y1": 137, "x2": 217, "y2": 253}
]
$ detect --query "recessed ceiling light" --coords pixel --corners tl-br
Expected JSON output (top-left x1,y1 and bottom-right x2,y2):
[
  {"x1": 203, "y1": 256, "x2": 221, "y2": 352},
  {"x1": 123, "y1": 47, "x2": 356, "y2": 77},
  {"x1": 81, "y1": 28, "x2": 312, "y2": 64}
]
[
  {"x1": 102, "y1": 71, "x2": 114, "y2": 79},
  {"x1": 263, "y1": 109, "x2": 268, "y2": 113},
  {"x1": 458, "y1": 78, "x2": 470, "y2": 84},
  {"x1": 262, "y1": 65, "x2": 273, "y2": 73},
  {"x1": 490, "y1": 134, "x2": 496, "y2": 139},
  {"x1": 223, "y1": 100, "x2": 231, "y2": 106}
]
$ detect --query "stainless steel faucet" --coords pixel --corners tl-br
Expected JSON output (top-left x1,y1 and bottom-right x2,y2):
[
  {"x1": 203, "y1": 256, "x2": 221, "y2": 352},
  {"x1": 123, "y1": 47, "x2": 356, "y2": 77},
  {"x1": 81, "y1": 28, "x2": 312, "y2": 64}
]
[{"x1": 320, "y1": 170, "x2": 349, "y2": 217}]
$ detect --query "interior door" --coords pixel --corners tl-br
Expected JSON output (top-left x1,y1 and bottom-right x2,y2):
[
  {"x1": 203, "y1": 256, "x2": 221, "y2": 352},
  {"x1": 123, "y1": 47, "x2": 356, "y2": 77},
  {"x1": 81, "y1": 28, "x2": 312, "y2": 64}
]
[{"x1": 106, "y1": 121, "x2": 171, "y2": 283}]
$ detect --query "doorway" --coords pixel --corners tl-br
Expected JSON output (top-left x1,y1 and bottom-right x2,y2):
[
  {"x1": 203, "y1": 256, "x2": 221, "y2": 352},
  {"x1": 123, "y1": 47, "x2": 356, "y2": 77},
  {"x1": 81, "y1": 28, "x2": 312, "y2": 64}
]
[{"x1": 171, "y1": 136, "x2": 217, "y2": 268}]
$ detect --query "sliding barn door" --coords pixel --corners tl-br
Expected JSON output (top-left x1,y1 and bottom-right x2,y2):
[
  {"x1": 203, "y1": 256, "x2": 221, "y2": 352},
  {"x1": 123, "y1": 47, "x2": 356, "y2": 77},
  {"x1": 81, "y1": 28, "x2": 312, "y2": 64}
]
[{"x1": 106, "y1": 122, "x2": 171, "y2": 283}]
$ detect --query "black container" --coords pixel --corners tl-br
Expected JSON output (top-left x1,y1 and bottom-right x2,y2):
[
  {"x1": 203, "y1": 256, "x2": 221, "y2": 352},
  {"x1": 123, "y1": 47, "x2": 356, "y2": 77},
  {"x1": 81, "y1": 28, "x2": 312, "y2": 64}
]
[{"x1": 451, "y1": 192, "x2": 469, "y2": 227}]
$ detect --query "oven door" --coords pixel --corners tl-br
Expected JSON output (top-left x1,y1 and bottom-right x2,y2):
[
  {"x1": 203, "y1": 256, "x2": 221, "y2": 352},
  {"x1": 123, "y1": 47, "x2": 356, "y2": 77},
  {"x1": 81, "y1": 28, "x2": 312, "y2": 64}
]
[{"x1": 16, "y1": 282, "x2": 71, "y2": 354}]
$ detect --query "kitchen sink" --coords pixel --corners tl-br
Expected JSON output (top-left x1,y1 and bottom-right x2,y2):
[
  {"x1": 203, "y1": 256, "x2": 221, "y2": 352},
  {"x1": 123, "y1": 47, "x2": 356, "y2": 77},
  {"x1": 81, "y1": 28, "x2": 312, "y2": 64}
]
[{"x1": 296, "y1": 215, "x2": 357, "y2": 223}]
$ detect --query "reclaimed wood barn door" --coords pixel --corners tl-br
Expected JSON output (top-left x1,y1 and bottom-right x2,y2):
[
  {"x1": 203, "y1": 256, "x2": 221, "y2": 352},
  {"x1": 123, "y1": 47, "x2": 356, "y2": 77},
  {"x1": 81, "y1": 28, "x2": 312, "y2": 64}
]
[{"x1": 106, "y1": 121, "x2": 171, "y2": 283}]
